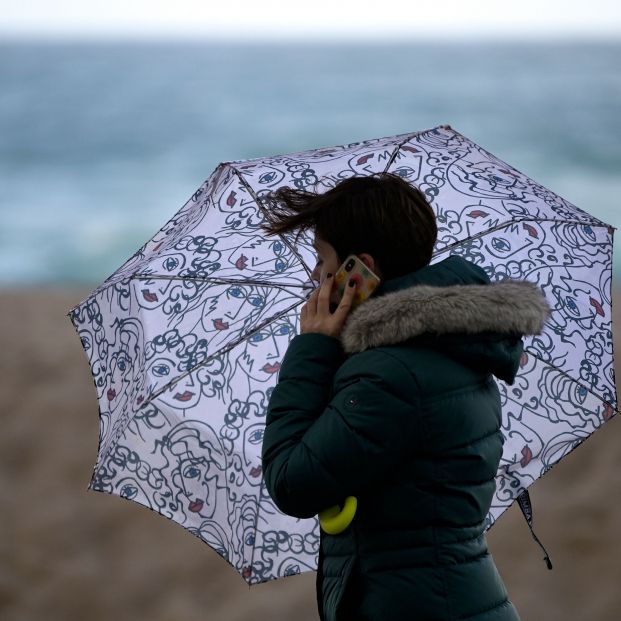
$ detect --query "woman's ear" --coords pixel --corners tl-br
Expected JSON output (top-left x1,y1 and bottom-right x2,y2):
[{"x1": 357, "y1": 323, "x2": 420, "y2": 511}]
[{"x1": 357, "y1": 253, "x2": 381, "y2": 278}]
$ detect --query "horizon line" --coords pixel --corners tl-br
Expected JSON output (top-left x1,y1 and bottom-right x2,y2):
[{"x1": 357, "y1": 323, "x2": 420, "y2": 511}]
[{"x1": 2, "y1": 31, "x2": 621, "y2": 44}]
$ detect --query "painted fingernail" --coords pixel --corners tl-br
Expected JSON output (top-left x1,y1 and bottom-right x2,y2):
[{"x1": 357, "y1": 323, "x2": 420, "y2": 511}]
[
  {"x1": 327, "y1": 273, "x2": 333, "y2": 278},
  {"x1": 348, "y1": 279, "x2": 355, "y2": 287}
]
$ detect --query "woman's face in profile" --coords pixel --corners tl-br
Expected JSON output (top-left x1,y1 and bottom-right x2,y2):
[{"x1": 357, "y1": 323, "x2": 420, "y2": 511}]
[
  {"x1": 311, "y1": 236, "x2": 341, "y2": 286},
  {"x1": 311, "y1": 236, "x2": 382, "y2": 286}
]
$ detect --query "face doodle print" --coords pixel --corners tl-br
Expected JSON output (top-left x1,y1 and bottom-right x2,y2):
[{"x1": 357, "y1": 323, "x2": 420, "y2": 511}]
[{"x1": 69, "y1": 125, "x2": 616, "y2": 582}]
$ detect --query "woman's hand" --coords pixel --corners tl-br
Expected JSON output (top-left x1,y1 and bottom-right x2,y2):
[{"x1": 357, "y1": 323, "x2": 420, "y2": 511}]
[{"x1": 300, "y1": 274, "x2": 357, "y2": 338}]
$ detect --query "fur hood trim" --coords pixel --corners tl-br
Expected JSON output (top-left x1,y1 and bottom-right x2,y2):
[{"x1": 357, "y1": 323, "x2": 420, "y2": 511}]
[{"x1": 340, "y1": 279, "x2": 551, "y2": 354}]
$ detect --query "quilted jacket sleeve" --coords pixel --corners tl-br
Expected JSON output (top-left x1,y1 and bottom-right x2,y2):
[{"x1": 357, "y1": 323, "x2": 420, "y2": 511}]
[{"x1": 261, "y1": 332, "x2": 420, "y2": 519}]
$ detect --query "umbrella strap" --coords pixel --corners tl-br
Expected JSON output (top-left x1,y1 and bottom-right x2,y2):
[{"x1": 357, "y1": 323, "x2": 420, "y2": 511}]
[{"x1": 517, "y1": 490, "x2": 553, "y2": 570}]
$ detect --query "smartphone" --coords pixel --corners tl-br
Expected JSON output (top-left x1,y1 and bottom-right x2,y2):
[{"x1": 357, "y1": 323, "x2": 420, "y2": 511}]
[{"x1": 328, "y1": 254, "x2": 381, "y2": 313}]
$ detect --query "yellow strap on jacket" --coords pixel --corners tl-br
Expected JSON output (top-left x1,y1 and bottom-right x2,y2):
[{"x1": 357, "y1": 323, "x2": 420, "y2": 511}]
[{"x1": 318, "y1": 496, "x2": 358, "y2": 534}]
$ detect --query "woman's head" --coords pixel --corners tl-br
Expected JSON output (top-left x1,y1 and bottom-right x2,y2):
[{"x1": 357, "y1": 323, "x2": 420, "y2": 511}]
[{"x1": 260, "y1": 172, "x2": 438, "y2": 285}]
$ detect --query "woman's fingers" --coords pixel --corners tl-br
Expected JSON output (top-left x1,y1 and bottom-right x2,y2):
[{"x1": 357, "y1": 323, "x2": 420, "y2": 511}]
[
  {"x1": 318, "y1": 274, "x2": 334, "y2": 309},
  {"x1": 306, "y1": 284, "x2": 320, "y2": 314},
  {"x1": 306, "y1": 274, "x2": 357, "y2": 319},
  {"x1": 300, "y1": 276, "x2": 357, "y2": 336},
  {"x1": 336, "y1": 279, "x2": 357, "y2": 314}
]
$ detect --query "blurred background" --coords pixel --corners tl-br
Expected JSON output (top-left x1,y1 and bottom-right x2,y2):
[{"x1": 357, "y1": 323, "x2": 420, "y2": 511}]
[{"x1": 2, "y1": 1, "x2": 621, "y2": 619}]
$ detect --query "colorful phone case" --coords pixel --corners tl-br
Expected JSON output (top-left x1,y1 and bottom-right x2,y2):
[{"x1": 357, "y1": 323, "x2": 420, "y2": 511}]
[{"x1": 329, "y1": 254, "x2": 381, "y2": 311}]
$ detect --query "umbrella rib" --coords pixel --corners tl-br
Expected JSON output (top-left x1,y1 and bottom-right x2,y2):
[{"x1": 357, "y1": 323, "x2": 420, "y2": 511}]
[
  {"x1": 248, "y1": 467, "x2": 264, "y2": 585},
  {"x1": 383, "y1": 132, "x2": 424, "y2": 172},
  {"x1": 430, "y1": 217, "x2": 615, "y2": 260},
  {"x1": 132, "y1": 274, "x2": 314, "y2": 294}
]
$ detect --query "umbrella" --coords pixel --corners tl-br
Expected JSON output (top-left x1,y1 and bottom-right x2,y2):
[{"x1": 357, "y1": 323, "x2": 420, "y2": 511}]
[{"x1": 68, "y1": 123, "x2": 618, "y2": 584}]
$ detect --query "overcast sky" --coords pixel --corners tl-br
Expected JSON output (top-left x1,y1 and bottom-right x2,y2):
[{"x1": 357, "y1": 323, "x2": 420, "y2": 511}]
[{"x1": 2, "y1": 0, "x2": 621, "y2": 39}]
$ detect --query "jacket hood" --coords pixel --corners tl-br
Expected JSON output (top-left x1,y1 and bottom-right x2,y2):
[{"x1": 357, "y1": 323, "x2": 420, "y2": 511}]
[{"x1": 339, "y1": 255, "x2": 552, "y2": 385}]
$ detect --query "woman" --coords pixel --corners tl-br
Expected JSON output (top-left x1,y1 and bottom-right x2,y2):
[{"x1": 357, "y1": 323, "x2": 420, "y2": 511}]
[{"x1": 260, "y1": 173, "x2": 551, "y2": 621}]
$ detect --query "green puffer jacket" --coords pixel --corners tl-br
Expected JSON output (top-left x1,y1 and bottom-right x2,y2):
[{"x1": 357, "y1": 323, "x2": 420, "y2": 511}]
[{"x1": 262, "y1": 255, "x2": 551, "y2": 621}]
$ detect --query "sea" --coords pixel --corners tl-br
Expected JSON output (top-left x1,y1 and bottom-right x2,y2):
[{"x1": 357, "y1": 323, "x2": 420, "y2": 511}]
[{"x1": 1, "y1": 38, "x2": 620, "y2": 286}]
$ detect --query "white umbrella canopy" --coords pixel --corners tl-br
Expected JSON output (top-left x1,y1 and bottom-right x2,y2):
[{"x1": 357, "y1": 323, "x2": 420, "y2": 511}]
[{"x1": 68, "y1": 124, "x2": 617, "y2": 584}]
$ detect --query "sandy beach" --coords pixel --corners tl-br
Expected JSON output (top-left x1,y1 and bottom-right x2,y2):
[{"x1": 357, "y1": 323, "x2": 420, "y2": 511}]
[{"x1": 2, "y1": 286, "x2": 621, "y2": 621}]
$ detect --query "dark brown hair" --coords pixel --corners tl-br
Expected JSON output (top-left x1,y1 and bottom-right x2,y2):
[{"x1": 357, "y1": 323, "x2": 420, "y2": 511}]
[{"x1": 259, "y1": 172, "x2": 438, "y2": 281}]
